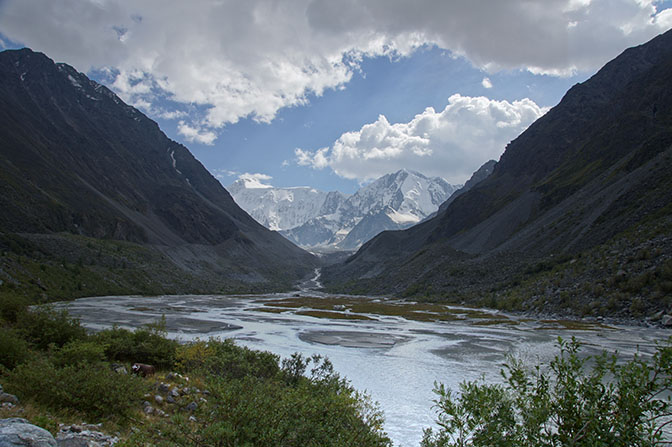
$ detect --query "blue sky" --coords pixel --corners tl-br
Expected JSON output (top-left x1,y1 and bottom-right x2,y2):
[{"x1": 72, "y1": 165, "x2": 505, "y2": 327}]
[
  {"x1": 178, "y1": 48, "x2": 585, "y2": 193},
  {"x1": 1, "y1": 0, "x2": 671, "y2": 194}
]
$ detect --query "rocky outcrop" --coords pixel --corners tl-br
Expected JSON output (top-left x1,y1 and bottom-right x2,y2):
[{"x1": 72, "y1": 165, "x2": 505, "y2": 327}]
[
  {"x1": 0, "y1": 419, "x2": 118, "y2": 447},
  {"x1": 0, "y1": 418, "x2": 56, "y2": 447}
]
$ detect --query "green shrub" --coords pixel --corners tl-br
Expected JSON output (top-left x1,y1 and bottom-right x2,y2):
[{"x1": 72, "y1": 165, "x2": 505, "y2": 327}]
[
  {"x1": 421, "y1": 337, "x2": 672, "y2": 447},
  {"x1": 0, "y1": 327, "x2": 31, "y2": 369},
  {"x1": 4, "y1": 357, "x2": 148, "y2": 420},
  {"x1": 16, "y1": 306, "x2": 87, "y2": 350},
  {"x1": 95, "y1": 321, "x2": 178, "y2": 368},
  {"x1": 179, "y1": 338, "x2": 279, "y2": 380},
  {"x1": 0, "y1": 291, "x2": 30, "y2": 323},
  {"x1": 52, "y1": 339, "x2": 107, "y2": 367},
  {"x1": 125, "y1": 351, "x2": 391, "y2": 447}
]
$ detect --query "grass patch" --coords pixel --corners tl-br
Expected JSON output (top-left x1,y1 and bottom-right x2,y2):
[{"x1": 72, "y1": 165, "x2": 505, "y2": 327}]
[{"x1": 296, "y1": 310, "x2": 374, "y2": 321}]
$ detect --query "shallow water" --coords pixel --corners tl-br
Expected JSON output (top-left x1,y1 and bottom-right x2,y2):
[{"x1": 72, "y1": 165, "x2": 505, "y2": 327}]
[{"x1": 58, "y1": 292, "x2": 670, "y2": 447}]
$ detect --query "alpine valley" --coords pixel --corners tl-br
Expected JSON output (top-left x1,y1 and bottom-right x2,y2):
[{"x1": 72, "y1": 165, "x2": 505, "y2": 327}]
[{"x1": 2, "y1": 18, "x2": 672, "y2": 447}]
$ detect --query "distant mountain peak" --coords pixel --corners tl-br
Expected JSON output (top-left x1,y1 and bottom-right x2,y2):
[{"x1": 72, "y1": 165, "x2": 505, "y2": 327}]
[{"x1": 229, "y1": 169, "x2": 460, "y2": 250}]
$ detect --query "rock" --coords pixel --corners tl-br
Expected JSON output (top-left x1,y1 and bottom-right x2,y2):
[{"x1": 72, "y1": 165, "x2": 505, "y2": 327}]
[
  {"x1": 154, "y1": 395, "x2": 163, "y2": 405},
  {"x1": 0, "y1": 393, "x2": 19, "y2": 405},
  {"x1": 0, "y1": 418, "x2": 57, "y2": 446},
  {"x1": 158, "y1": 383, "x2": 170, "y2": 393},
  {"x1": 142, "y1": 401, "x2": 151, "y2": 409},
  {"x1": 185, "y1": 402, "x2": 198, "y2": 412},
  {"x1": 143, "y1": 406, "x2": 154, "y2": 415},
  {"x1": 166, "y1": 373, "x2": 175, "y2": 380},
  {"x1": 180, "y1": 388, "x2": 190, "y2": 396},
  {"x1": 188, "y1": 416, "x2": 197, "y2": 423},
  {"x1": 110, "y1": 364, "x2": 127, "y2": 375},
  {"x1": 662, "y1": 315, "x2": 672, "y2": 327},
  {"x1": 56, "y1": 424, "x2": 119, "y2": 447},
  {"x1": 170, "y1": 389, "x2": 180, "y2": 398},
  {"x1": 55, "y1": 439, "x2": 88, "y2": 447},
  {"x1": 166, "y1": 395, "x2": 176, "y2": 404}
]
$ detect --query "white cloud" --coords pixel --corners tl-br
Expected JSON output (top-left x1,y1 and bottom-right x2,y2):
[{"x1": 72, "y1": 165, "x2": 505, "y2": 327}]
[
  {"x1": 237, "y1": 172, "x2": 273, "y2": 188},
  {"x1": 0, "y1": 0, "x2": 669, "y2": 143},
  {"x1": 157, "y1": 109, "x2": 187, "y2": 120},
  {"x1": 296, "y1": 94, "x2": 549, "y2": 183},
  {"x1": 481, "y1": 77, "x2": 493, "y2": 89},
  {"x1": 176, "y1": 121, "x2": 217, "y2": 145}
]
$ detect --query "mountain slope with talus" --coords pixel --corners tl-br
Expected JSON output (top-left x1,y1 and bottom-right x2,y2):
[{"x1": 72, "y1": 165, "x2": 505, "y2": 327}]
[
  {"x1": 323, "y1": 30, "x2": 672, "y2": 319},
  {"x1": 0, "y1": 48, "x2": 316, "y2": 298}
]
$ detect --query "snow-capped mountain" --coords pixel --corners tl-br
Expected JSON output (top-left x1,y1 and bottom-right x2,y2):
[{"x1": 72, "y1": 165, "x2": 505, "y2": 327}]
[
  {"x1": 228, "y1": 170, "x2": 460, "y2": 250},
  {"x1": 227, "y1": 176, "x2": 348, "y2": 231}
]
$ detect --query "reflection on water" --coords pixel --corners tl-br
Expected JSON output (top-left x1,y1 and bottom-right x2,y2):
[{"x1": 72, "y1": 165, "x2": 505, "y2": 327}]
[{"x1": 58, "y1": 293, "x2": 670, "y2": 447}]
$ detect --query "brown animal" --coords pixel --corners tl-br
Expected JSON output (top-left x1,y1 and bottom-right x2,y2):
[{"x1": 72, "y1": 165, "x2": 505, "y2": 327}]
[{"x1": 131, "y1": 363, "x2": 155, "y2": 377}]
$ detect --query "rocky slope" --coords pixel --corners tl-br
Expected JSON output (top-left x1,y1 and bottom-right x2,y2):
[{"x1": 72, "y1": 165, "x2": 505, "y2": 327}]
[
  {"x1": 0, "y1": 48, "x2": 315, "y2": 297},
  {"x1": 323, "y1": 30, "x2": 672, "y2": 319},
  {"x1": 230, "y1": 169, "x2": 458, "y2": 250}
]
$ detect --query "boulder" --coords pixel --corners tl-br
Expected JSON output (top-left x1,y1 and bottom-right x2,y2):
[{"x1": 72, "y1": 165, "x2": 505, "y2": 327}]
[
  {"x1": 185, "y1": 402, "x2": 198, "y2": 412},
  {"x1": 0, "y1": 393, "x2": 19, "y2": 405},
  {"x1": 110, "y1": 364, "x2": 127, "y2": 375},
  {"x1": 0, "y1": 418, "x2": 57, "y2": 447},
  {"x1": 662, "y1": 314, "x2": 672, "y2": 327},
  {"x1": 56, "y1": 424, "x2": 119, "y2": 446}
]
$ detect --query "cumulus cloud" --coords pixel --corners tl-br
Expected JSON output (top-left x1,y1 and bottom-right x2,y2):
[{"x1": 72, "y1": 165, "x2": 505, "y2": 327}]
[
  {"x1": 296, "y1": 94, "x2": 548, "y2": 183},
  {"x1": 237, "y1": 172, "x2": 274, "y2": 188},
  {"x1": 1, "y1": 0, "x2": 669, "y2": 143},
  {"x1": 177, "y1": 121, "x2": 217, "y2": 145},
  {"x1": 481, "y1": 77, "x2": 493, "y2": 89}
]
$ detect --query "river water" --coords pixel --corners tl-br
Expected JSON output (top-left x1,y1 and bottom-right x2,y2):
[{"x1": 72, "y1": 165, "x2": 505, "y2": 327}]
[{"x1": 58, "y1": 291, "x2": 670, "y2": 447}]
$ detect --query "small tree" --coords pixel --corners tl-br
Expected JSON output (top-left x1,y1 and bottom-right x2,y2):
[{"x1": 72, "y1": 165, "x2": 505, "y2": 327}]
[{"x1": 422, "y1": 337, "x2": 672, "y2": 447}]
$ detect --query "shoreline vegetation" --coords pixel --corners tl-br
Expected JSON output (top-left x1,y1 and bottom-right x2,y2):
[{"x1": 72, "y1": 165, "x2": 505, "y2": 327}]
[{"x1": 2, "y1": 297, "x2": 672, "y2": 445}]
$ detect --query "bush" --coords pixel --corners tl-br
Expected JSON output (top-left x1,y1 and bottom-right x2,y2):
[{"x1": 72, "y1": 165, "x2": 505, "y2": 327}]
[
  {"x1": 16, "y1": 306, "x2": 87, "y2": 350},
  {"x1": 0, "y1": 327, "x2": 31, "y2": 369},
  {"x1": 4, "y1": 357, "x2": 148, "y2": 420},
  {"x1": 0, "y1": 291, "x2": 29, "y2": 323},
  {"x1": 95, "y1": 319, "x2": 178, "y2": 368},
  {"x1": 52, "y1": 339, "x2": 107, "y2": 367},
  {"x1": 177, "y1": 338, "x2": 279, "y2": 380},
  {"x1": 125, "y1": 351, "x2": 391, "y2": 447},
  {"x1": 421, "y1": 337, "x2": 672, "y2": 447}
]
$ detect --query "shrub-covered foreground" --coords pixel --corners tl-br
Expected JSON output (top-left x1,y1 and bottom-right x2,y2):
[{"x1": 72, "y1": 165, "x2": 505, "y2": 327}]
[
  {"x1": 0, "y1": 298, "x2": 390, "y2": 446},
  {"x1": 3, "y1": 294, "x2": 672, "y2": 447},
  {"x1": 422, "y1": 337, "x2": 672, "y2": 447}
]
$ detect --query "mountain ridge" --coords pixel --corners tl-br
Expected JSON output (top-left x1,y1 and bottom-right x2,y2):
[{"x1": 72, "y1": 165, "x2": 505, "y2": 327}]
[
  {"x1": 323, "y1": 29, "x2": 672, "y2": 319},
  {"x1": 228, "y1": 169, "x2": 459, "y2": 250},
  {"x1": 0, "y1": 48, "x2": 316, "y2": 298}
]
